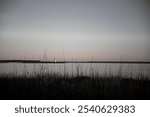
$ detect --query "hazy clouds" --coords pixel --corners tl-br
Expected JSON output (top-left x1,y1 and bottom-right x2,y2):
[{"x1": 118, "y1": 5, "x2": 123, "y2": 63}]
[{"x1": 0, "y1": 0, "x2": 150, "y2": 61}]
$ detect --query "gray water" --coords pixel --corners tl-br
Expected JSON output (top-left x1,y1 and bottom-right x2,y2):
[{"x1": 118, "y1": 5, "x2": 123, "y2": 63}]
[{"x1": 0, "y1": 63, "x2": 150, "y2": 78}]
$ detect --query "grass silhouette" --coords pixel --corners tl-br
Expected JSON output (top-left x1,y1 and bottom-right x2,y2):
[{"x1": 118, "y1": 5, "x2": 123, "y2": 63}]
[
  {"x1": 0, "y1": 59, "x2": 150, "y2": 99},
  {"x1": 0, "y1": 71, "x2": 150, "y2": 99}
]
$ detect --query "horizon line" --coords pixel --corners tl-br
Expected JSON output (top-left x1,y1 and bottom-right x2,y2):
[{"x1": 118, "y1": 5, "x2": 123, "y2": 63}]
[{"x1": 0, "y1": 59, "x2": 150, "y2": 64}]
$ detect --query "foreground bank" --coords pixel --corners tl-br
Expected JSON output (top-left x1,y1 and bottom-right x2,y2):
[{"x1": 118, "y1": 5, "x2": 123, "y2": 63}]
[{"x1": 0, "y1": 74, "x2": 150, "y2": 99}]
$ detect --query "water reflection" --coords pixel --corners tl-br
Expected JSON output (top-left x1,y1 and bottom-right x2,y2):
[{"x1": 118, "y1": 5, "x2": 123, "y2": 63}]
[{"x1": 0, "y1": 63, "x2": 150, "y2": 78}]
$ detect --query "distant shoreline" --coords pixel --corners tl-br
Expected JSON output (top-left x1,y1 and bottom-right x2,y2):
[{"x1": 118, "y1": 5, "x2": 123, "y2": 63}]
[{"x1": 0, "y1": 60, "x2": 150, "y2": 64}]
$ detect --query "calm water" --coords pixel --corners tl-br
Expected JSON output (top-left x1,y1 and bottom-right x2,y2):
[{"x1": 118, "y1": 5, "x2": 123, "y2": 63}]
[{"x1": 0, "y1": 63, "x2": 150, "y2": 78}]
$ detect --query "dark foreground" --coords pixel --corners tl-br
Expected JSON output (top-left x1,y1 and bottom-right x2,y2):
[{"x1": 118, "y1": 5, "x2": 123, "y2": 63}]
[{"x1": 0, "y1": 75, "x2": 150, "y2": 100}]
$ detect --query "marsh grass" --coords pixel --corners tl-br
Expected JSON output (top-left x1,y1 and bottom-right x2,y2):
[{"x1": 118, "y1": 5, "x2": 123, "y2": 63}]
[{"x1": 0, "y1": 63, "x2": 150, "y2": 99}]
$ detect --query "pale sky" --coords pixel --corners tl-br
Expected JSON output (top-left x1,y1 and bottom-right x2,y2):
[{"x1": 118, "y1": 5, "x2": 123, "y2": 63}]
[{"x1": 0, "y1": 0, "x2": 150, "y2": 61}]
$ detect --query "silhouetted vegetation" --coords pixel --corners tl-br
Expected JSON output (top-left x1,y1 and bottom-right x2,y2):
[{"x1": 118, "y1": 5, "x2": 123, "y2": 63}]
[
  {"x1": 0, "y1": 74, "x2": 150, "y2": 100},
  {"x1": 0, "y1": 60, "x2": 150, "y2": 99}
]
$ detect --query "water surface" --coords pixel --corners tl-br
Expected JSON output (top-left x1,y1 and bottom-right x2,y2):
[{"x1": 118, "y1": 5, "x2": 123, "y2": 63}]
[{"x1": 0, "y1": 63, "x2": 150, "y2": 78}]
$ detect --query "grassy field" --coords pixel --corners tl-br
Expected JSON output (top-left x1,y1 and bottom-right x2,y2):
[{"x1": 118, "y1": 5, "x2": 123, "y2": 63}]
[
  {"x1": 0, "y1": 60, "x2": 150, "y2": 99},
  {"x1": 0, "y1": 73, "x2": 150, "y2": 100}
]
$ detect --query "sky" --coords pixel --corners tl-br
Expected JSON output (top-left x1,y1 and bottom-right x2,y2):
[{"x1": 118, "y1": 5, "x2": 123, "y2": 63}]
[{"x1": 0, "y1": 0, "x2": 150, "y2": 61}]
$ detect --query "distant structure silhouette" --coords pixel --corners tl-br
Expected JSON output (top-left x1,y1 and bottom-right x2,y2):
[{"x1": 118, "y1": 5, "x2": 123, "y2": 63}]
[{"x1": 54, "y1": 58, "x2": 56, "y2": 63}]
